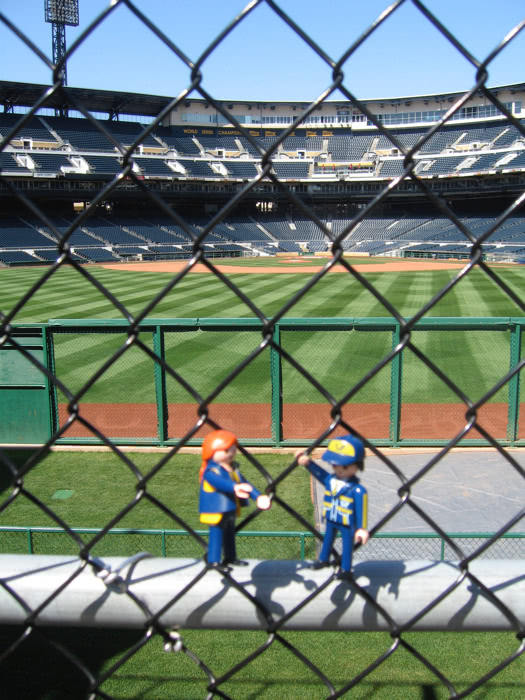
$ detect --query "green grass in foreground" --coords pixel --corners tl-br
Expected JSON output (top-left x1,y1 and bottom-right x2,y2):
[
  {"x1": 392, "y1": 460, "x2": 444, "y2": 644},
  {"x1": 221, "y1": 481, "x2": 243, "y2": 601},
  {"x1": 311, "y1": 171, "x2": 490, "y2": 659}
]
[
  {"x1": 1, "y1": 627, "x2": 522, "y2": 699},
  {"x1": 0, "y1": 450, "x2": 313, "y2": 559},
  {"x1": 0, "y1": 450, "x2": 523, "y2": 698}
]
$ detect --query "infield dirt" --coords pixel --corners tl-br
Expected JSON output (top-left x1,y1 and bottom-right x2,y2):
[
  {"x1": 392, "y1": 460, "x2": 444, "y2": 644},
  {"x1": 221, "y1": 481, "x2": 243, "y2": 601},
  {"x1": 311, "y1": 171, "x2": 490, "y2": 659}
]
[{"x1": 101, "y1": 259, "x2": 467, "y2": 275}]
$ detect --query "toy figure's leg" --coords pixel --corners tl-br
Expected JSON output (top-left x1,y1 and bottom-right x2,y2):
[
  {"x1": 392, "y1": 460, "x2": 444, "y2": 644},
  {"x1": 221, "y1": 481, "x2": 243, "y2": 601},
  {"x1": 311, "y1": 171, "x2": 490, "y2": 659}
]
[
  {"x1": 340, "y1": 526, "x2": 353, "y2": 572},
  {"x1": 222, "y1": 511, "x2": 237, "y2": 562},
  {"x1": 207, "y1": 524, "x2": 223, "y2": 564},
  {"x1": 319, "y1": 520, "x2": 336, "y2": 564}
]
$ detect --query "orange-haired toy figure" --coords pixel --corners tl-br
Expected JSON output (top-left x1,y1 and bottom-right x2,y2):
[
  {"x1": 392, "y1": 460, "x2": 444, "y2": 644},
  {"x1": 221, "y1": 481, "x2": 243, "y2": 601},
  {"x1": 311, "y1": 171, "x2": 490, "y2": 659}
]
[{"x1": 199, "y1": 430, "x2": 271, "y2": 566}]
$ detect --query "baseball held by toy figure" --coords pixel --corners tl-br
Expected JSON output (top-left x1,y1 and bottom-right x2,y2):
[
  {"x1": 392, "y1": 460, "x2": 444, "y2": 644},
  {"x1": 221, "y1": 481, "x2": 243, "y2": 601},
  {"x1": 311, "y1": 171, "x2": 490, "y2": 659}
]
[
  {"x1": 296, "y1": 434, "x2": 369, "y2": 579},
  {"x1": 199, "y1": 429, "x2": 271, "y2": 567}
]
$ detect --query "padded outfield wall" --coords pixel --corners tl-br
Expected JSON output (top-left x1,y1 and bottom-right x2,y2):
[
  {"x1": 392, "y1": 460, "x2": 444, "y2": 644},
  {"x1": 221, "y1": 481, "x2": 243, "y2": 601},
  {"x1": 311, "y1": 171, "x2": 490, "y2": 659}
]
[{"x1": 3, "y1": 316, "x2": 524, "y2": 447}]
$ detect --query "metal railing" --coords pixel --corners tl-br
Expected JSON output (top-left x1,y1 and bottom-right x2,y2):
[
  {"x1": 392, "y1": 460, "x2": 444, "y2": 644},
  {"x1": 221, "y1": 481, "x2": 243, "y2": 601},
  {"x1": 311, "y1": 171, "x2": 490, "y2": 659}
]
[{"x1": 2, "y1": 526, "x2": 524, "y2": 561}]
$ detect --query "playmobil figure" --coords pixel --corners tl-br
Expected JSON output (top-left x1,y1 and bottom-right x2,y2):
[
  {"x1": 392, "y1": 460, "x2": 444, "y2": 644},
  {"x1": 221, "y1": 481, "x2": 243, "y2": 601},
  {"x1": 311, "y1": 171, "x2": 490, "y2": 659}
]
[
  {"x1": 199, "y1": 429, "x2": 271, "y2": 566},
  {"x1": 296, "y1": 434, "x2": 369, "y2": 576}
]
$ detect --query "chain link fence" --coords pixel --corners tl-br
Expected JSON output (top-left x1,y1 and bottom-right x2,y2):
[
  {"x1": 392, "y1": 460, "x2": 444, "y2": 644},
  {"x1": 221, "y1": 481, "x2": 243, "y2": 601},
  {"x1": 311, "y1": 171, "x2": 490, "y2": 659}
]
[
  {"x1": 1, "y1": 1, "x2": 525, "y2": 697},
  {"x1": 2, "y1": 527, "x2": 524, "y2": 561}
]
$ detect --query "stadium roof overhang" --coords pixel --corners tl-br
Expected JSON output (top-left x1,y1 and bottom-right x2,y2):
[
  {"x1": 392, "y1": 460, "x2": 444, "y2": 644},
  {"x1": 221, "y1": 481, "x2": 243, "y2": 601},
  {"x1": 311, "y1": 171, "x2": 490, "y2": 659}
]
[
  {"x1": 0, "y1": 80, "x2": 173, "y2": 118},
  {"x1": 2, "y1": 80, "x2": 525, "y2": 120}
]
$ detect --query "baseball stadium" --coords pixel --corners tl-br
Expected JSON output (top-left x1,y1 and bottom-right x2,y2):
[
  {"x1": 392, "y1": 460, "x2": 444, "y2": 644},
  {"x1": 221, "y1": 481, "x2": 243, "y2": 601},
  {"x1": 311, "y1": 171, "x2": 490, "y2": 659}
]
[{"x1": 0, "y1": 1, "x2": 524, "y2": 698}]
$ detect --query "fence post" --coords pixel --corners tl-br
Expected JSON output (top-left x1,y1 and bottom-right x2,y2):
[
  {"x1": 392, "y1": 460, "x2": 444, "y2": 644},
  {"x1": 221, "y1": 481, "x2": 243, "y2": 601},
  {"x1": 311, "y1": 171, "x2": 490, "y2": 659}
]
[
  {"x1": 270, "y1": 324, "x2": 283, "y2": 447},
  {"x1": 161, "y1": 530, "x2": 167, "y2": 557},
  {"x1": 390, "y1": 321, "x2": 403, "y2": 445},
  {"x1": 300, "y1": 532, "x2": 305, "y2": 560},
  {"x1": 45, "y1": 325, "x2": 59, "y2": 436},
  {"x1": 27, "y1": 528, "x2": 33, "y2": 555},
  {"x1": 507, "y1": 320, "x2": 522, "y2": 443},
  {"x1": 153, "y1": 326, "x2": 168, "y2": 444}
]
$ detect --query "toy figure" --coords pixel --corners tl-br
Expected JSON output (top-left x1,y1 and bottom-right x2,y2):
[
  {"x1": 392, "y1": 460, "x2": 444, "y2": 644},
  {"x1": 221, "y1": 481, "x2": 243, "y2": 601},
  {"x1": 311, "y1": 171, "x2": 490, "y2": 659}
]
[
  {"x1": 199, "y1": 429, "x2": 271, "y2": 566},
  {"x1": 296, "y1": 434, "x2": 369, "y2": 578}
]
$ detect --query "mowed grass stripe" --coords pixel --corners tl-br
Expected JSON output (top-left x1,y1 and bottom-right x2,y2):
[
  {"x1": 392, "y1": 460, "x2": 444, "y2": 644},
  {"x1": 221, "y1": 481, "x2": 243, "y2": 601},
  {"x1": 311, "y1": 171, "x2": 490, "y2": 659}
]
[
  {"x1": 292, "y1": 274, "x2": 375, "y2": 317},
  {"x1": 164, "y1": 331, "x2": 271, "y2": 403},
  {"x1": 281, "y1": 329, "x2": 393, "y2": 403},
  {"x1": 404, "y1": 327, "x2": 510, "y2": 403}
]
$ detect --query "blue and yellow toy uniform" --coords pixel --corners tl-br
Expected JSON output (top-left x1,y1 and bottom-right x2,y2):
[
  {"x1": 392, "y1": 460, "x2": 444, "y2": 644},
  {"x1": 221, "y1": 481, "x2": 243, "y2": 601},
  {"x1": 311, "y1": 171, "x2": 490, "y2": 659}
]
[
  {"x1": 199, "y1": 460, "x2": 261, "y2": 564},
  {"x1": 306, "y1": 461, "x2": 368, "y2": 572}
]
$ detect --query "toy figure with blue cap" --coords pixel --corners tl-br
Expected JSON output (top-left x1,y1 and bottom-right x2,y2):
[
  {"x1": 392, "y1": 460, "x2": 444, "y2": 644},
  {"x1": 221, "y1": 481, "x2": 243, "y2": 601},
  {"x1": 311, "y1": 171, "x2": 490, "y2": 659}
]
[
  {"x1": 296, "y1": 434, "x2": 369, "y2": 577},
  {"x1": 199, "y1": 429, "x2": 271, "y2": 567}
]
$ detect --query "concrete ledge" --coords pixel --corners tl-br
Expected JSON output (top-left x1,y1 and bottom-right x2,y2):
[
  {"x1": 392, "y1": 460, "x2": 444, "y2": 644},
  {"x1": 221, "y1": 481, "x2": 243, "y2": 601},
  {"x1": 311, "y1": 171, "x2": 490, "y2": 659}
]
[{"x1": 0, "y1": 555, "x2": 522, "y2": 631}]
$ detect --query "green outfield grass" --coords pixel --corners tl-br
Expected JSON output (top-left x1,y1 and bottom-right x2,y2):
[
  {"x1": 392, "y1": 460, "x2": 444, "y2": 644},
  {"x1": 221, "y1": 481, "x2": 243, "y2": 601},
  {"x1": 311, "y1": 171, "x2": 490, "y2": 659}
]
[
  {"x1": 2, "y1": 262, "x2": 525, "y2": 323},
  {"x1": 4, "y1": 259, "x2": 525, "y2": 412},
  {"x1": 3, "y1": 262, "x2": 524, "y2": 411}
]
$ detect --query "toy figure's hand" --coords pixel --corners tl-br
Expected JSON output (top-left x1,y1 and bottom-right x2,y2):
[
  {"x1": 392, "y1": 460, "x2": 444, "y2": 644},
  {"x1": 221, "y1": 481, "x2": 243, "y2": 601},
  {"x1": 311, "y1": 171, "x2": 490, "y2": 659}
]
[
  {"x1": 354, "y1": 529, "x2": 370, "y2": 545},
  {"x1": 295, "y1": 449, "x2": 310, "y2": 466},
  {"x1": 234, "y1": 482, "x2": 253, "y2": 499},
  {"x1": 256, "y1": 494, "x2": 271, "y2": 510}
]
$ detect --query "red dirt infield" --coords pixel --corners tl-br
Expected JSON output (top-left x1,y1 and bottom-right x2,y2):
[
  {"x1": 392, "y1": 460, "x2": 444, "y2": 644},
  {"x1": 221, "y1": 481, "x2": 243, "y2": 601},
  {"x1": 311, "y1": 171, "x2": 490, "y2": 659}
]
[
  {"x1": 101, "y1": 259, "x2": 467, "y2": 275},
  {"x1": 58, "y1": 401, "x2": 517, "y2": 441}
]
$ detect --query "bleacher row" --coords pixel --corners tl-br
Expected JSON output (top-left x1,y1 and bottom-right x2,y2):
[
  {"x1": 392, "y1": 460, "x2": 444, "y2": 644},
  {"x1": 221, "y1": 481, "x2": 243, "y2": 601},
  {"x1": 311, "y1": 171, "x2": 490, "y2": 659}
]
[
  {"x1": 1, "y1": 211, "x2": 524, "y2": 266},
  {"x1": 1, "y1": 113, "x2": 524, "y2": 180}
]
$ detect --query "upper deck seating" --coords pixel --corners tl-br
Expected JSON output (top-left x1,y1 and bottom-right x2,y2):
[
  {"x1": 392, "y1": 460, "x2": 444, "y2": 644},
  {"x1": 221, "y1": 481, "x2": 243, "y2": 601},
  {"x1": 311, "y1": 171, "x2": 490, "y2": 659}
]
[
  {"x1": 238, "y1": 137, "x2": 262, "y2": 157},
  {"x1": 281, "y1": 136, "x2": 308, "y2": 151},
  {"x1": 83, "y1": 155, "x2": 123, "y2": 174},
  {"x1": 271, "y1": 162, "x2": 309, "y2": 178},
  {"x1": 134, "y1": 157, "x2": 174, "y2": 176},
  {"x1": 178, "y1": 160, "x2": 220, "y2": 177},
  {"x1": 45, "y1": 116, "x2": 159, "y2": 151},
  {"x1": 0, "y1": 152, "x2": 31, "y2": 173},
  {"x1": 30, "y1": 153, "x2": 72, "y2": 172},
  {"x1": 225, "y1": 162, "x2": 258, "y2": 178},
  {"x1": 0, "y1": 114, "x2": 57, "y2": 144},
  {"x1": 197, "y1": 135, "x2": 239, "y2": 151},
  {"x1": 327, "y1": 134, "x2": 373, "y2": 161},
  {"x1": 153, "y1": 128, "x2": 201, "y2": 155}
]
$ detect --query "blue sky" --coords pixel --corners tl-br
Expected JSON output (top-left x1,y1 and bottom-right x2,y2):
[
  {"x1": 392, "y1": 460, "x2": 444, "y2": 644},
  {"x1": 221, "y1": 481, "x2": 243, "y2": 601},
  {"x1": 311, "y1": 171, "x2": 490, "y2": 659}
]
[{"x1": 0, "y1": 0, "x2": 523, "y2": 102}]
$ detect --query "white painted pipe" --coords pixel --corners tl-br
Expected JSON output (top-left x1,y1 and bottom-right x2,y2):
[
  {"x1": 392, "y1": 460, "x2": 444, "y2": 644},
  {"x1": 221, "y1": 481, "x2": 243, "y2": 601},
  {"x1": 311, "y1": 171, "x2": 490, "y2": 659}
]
[{"x1": 0, "y1": 555, "x2": 523, "y2": 631}]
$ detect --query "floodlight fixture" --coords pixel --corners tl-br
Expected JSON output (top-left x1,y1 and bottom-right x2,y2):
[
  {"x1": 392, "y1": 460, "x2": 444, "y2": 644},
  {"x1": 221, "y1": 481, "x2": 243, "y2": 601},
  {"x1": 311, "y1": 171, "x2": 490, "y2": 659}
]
[
  {"x1": 44, "y1": 0, "x2": 79, "y2": 26},
  {"x1": 44, "y1": 0, "x2": 79, "y2": 107}
]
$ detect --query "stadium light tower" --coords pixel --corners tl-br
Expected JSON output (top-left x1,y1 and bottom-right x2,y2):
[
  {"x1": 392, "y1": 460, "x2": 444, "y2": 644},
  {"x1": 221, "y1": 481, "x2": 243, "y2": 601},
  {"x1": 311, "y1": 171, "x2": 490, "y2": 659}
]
[{"x1": 44, "y1": 0, "x2": 79, "y2": 95}]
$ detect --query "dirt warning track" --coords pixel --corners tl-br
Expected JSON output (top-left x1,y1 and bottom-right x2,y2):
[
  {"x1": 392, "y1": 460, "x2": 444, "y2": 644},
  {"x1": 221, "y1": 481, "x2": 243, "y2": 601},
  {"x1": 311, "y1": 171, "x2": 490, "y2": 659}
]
[{"x1": 101, "y1": 259, "x2": 467, "y2": 275}]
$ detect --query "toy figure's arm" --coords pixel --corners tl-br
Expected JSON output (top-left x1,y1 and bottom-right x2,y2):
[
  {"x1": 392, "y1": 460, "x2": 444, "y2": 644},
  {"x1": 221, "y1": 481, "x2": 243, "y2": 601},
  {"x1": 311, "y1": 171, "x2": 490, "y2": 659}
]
[
  {"x1": 204, "y1": 468, "x2": 239, "y2": 495},
  {"x1": 353, "y1": 485, "x2": 369, "y2": 545},
  {"x1": 295, "y1": 451, "x2": 328, "y2": 484},
  {"x1": 236, "y1": 470, "x2": 271, "y2": 510}
]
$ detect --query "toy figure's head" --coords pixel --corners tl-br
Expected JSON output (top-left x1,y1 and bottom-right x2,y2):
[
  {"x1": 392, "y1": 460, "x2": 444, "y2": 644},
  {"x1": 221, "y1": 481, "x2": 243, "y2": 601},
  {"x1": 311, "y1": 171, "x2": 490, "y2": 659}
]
[
  {"x1": 200, "y1": 429, "x2": 238, "y2": 481},
  {"x1": 322, "y1": 434, "x2": 365, "y2": 471}
]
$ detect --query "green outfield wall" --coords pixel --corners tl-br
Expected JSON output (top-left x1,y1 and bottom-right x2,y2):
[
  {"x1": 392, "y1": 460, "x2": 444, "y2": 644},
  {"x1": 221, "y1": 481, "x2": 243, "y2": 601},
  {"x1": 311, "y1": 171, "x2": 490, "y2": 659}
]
[{"x1": 2, "y1": 317, "x2": 523, "y2": 447}]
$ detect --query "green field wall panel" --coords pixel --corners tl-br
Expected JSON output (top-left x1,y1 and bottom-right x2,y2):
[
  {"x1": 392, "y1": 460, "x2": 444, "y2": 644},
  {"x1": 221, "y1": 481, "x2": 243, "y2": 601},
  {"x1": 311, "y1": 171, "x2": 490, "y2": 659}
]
[
  {"x1": 400, "y1": 329, "x2": 511, "y2": 441},
  {"x1": 280, "y1": 328, "x2": 392, "y2": 440},
  {"x1": 163, "y1": 328, "x2": 272, "y2": 441},
  {"x1": 51, "y1": 329, "x2": 157, "y2": 440},
  {"x1": 0, "y1": 338, "x2": 50, "y2": 444}
]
